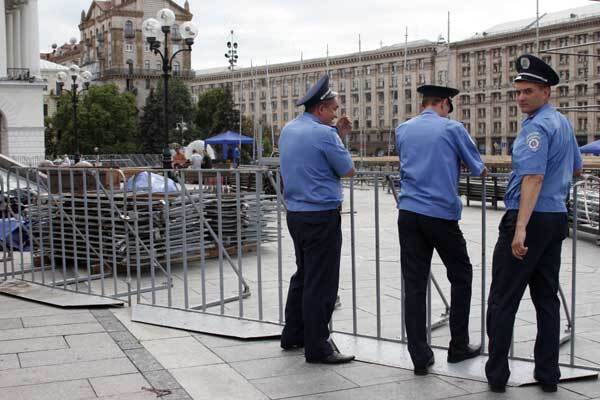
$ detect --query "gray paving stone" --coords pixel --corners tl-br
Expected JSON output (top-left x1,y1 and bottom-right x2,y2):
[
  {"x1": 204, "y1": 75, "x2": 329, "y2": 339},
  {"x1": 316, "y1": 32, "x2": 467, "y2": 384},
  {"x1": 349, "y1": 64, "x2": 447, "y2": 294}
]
[
  {"x1": 95, "y1": 317, "x2": 127, "y2": 332},
  {"x1": 18, "y1": 341, "x2": 122, "y2": 368},
  {"x1": 142, "y1": 336, "x2": 223, "y2": 369},
  {"x1": 89, "y1": 373, "x2": 150, "y2": 397},
  {"x1": 0, "y1": 306, "x2": 76, "y2": 320},
  {"x1": 0, "y1": 322, "x2": 104, "y2": 341},
  {"x1": 95, "y1": 392, "x2": 158, "y2": 400},
  {"x1": 0, "y1": 353, "x2": 19, "y2": 371},
  {"x1": 0, "y1": 357, "x2": 136, "y2": 388},
  {"x1": 142, "y1": 369, "x2": 184, "y2": 391},
  {"x1": 437, "y1": 375, "x2": 491, "y2": 394},
  {"x1": 284, "y1": 376, "x2": 466, "y2": 400},
  {"x1": 108, "y1": 330, "x2": 139, "y2": 344},
  {"x1": 170, "y1": 364, "x2": 268, "y2": 400},
  {"x1": 192, "y1": 332, "x2": 247, "y2": 348},
  {"x1": 231, "y1": 355, "x2": 332, "y2": 380},
  {"x1": 21, "y1": 311, "x2": 95, "y2": 328},
  {"x1": 211, "y1": 339, "x2": 301, "y2": 363},
  {"x1": 124, "y1": 348, "x2": 164, "y2": 372},
  {"x1": 65, "y1": 332, "x2": 116, "y2": 348},
  {"x1": 251, "y1": 370, "x2": 357, "y2": 399},
  {"x1": 446, "y1": 386, "x2": 587, "y2": 400},
  {"x1": 0, "y1": 379, "x2": 95, "y2": 400},
  {"x1": 0, "y1": 336, "x2": 67, "y2": 355},
  {"x1": 333, "y1": 362, "x2": 415, "y2": 386},
  {"x1": 116, "y1": 340, "x2": 144, "y2": 350},
  {"x1": 560, "y1": 377, "x2": 600, "y2": 398},
  {"x1": 0, "y1": 317, "x2": 23, "y2": 330}
]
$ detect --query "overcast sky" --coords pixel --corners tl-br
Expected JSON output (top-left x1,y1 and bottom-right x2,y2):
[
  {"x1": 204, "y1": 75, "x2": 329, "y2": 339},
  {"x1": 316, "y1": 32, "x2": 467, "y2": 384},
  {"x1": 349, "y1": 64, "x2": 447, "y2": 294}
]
[{"x1": 39, "y1": 0, "x2": 599, "y2": 70}]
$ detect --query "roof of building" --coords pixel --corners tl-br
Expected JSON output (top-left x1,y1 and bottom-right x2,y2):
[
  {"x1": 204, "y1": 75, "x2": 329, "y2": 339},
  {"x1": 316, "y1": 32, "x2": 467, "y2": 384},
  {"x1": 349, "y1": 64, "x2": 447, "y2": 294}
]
[
  {"x1": 194, "y1": 39, "x2": 435, "y2": 76},
  {"x1": 40, "y1": 59, "x2": 69, "y2": 71},
  {"x1": 476, "y1": 3, "x2": 600, "y2": 38}
]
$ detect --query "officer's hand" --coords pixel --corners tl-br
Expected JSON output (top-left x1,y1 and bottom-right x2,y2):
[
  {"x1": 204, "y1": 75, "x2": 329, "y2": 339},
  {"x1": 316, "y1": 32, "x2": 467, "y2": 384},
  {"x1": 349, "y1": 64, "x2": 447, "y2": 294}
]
[
  {"x1": 481, "y1": 168, "x2": 488, "y2": 178},
  {"x1": 511, "y1": 227, "x2": 528, "y2": 260},
  {"x1": 336, "y1": 116, "x2": 352, "y2": 138}
]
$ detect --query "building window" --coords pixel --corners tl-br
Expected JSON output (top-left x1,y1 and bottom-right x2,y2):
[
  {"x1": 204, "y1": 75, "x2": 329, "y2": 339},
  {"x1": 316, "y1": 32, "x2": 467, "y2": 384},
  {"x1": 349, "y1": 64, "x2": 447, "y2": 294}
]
[
  {"x1": 509, "y1": 106, "x2": 517, "y2": 117},
  {"x1": 462, "y1": 80, "x2": 471, "y2": 90},
  {"x1": 577, "y1": 118, "x2": 588, "y2": 132},
  {"x1": 156, "y1": 61, "x2": 161, "y2": 70},
  {"x1": 124, "y1": 20, "x2": 135, "y2": 38},
  {"x1": 558, "y1": 86, "x2": 569, "y2": 97},
  {"x1": 493, "y1": 107, "x2": 501, "y2": 118},
  {"x1": 509, "y1": 121, "x2": 518, "y2": 133},
  {"x1": 478, "y1": 108, "x2": 486, "y2": 118},
  {"x1": 462, "y1": 109, "x2": 470, "y2": 119},
  {"x1": 125, "y1": 43, "x2": 134, "y2": 52},
  {"x1": 365, "y1": 93, "x2": 372, "y2": 102},
  {"x1": 576, "y1": 84, "x2": 588, "y2": 96},
  {"x1": 144, "y1": 43, "x2": 150, "y2": 52}
]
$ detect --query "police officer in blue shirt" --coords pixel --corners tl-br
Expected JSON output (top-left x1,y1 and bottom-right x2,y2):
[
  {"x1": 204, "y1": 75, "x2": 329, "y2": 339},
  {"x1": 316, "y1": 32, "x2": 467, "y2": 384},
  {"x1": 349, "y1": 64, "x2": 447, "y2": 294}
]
[
  {"x1": 396, "y1": 84, "x2": 486, "y2": 375},
  {"x1": 279, "y1": 74, "x2": 356, "y2": 364},
  {"x1": 485, "y1": 55, "x2": 583, "y2": 393}
]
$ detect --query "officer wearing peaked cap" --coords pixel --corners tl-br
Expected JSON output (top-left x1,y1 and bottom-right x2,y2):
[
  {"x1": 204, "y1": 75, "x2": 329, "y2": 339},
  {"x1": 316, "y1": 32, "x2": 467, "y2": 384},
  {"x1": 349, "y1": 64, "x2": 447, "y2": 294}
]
[
  {"x1": 485, "y1": 54, "x2": 583, "y2": 393},
  {"x1": 278, "y1": 74, "x2": 356, "y2": 364},
  {"x1": 395, "y1": 84, "x2": 486, "y2": 375}
]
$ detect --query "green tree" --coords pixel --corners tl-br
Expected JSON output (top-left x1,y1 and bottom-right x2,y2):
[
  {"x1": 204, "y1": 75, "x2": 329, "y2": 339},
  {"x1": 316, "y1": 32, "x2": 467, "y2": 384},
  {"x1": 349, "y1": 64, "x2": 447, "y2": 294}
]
[
  {"x1": 195, "y1": 87, "x2": 240, "y2": 139},
  {"x1": 51, "y1": 84, "x2": 139, "y2": 155},
  {"x1": 139, "y1": 78, "x2": 195, "y2": 153}
]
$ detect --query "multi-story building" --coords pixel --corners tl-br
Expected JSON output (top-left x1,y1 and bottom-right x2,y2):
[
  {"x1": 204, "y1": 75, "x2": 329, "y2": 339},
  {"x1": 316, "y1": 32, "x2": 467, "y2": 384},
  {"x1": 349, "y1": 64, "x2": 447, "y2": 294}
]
[
  {"x1": 192, "y1": 4, "x2": 600, "y2": 156},
  {"x1": 46, "y1": 0, "x2": 195, "y2": 110},
  {"x1": 192, "y1": 40, "x2": 443, "y2": 156},
  {"x1": 0, "y1": 0, "x2": 45, "y2": 159},
  {"x1": 451, "y1": 4, "x2": 600, "y2": 155},
  {"x1": 40, "y1": 60, "x2": 69, "y2": 121}
]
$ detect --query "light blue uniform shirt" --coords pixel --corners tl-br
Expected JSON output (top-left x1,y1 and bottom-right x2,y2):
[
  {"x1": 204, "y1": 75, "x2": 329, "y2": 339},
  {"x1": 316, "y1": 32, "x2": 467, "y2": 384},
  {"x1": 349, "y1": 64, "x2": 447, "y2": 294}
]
[
  {"x1": 504, "y1": 103, "x2": 583, "y2": 213},
  {"x1": 279, "y1": 112, "x2": 354, "y2": 212},
  {"x1": 395, "y1": 109, "x2": 485, "y2": 221}
]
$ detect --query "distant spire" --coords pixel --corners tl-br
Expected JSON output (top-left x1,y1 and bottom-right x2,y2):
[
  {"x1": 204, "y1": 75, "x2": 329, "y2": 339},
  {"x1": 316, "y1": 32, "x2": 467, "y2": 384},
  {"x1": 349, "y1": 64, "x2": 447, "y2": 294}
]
[{"x1": 184, "y1": 0, "x2": 190, "y2": 12}]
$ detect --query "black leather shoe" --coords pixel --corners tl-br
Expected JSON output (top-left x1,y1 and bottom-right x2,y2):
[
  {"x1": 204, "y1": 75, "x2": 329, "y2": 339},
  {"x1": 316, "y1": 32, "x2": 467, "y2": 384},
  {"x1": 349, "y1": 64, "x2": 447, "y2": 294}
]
[
  {"x1": 281, "y1": 342, "x2": 304, "y2": 350},
  {"x1": 541, "y1": 383, "x2": 557, "y2": 393},
  {"x1": 306, "y1": 351, "x2": 355, "y2": 364},
  {"x1": 489, "y1": 384, "x2": 506, "y2": 393},
  {"x1": 447, "y1": 344, "x2": 481, "y2": 363},
  {"x1": 414, "y1": 355, "x2": 435, "y2": 376}
]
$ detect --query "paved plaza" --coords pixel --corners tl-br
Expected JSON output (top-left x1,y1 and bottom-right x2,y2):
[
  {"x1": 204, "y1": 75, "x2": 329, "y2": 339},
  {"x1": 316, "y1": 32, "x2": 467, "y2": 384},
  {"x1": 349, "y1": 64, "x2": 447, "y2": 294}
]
[{"x1": 0, "y1": 187, "x2": 599, "y2": 399}]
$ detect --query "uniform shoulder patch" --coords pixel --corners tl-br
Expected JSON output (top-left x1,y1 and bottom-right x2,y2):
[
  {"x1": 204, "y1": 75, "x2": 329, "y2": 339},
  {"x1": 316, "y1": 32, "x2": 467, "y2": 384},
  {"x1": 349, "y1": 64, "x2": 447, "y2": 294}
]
[{"x1": 526, "y1": 132, "x2": 542, "y2": 152}]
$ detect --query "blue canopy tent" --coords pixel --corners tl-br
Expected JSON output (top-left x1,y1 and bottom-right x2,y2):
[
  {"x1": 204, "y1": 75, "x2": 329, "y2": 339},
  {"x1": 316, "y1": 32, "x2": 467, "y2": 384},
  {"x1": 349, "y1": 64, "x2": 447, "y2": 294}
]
[
  {"x1": 580, "y1": 139, "x2": 600, "y2": 155},
  {"x1": 204, "y1": 131, "x2": 254, "y2": 160}
]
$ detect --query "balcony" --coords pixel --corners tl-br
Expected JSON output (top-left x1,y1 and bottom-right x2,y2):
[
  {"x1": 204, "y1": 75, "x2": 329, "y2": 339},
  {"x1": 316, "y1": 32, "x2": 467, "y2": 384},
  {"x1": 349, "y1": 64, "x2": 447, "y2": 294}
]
[{"x1": 6, "y1": 68, "x2": 30, "y2": 81}]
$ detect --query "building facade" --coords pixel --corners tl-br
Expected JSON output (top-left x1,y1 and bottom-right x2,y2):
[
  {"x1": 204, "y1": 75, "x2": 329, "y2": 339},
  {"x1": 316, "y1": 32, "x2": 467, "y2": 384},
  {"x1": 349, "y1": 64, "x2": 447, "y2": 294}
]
[
  {"x1": 46, "y1": 0, "x2": 195, "y2": 110},
  {"x1": 0, "y1": 0, "x2": 45, "y2": 159},
  {"x1": 192, "y1": 40, "x2": 442, "y2": 156},
  {"x1": 192, "y1": 4, "x2": 600, "y2": 156}
]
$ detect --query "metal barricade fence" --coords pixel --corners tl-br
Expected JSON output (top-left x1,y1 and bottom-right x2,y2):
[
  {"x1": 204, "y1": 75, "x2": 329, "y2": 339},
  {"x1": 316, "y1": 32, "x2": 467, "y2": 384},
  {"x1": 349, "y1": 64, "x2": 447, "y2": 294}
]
[{"x1": 1, "y1": 167, "x2": 599, "y2": 374}]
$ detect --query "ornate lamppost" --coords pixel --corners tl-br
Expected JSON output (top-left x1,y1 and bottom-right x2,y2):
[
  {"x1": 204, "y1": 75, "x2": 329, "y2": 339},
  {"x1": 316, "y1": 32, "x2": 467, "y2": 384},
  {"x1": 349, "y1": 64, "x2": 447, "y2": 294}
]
[
  {"x1": 142, "y1": 9, "x2": 198, "y2": 169},
  {"x1": 56, "y1": 65, "x2": 93, "y2": 164}
]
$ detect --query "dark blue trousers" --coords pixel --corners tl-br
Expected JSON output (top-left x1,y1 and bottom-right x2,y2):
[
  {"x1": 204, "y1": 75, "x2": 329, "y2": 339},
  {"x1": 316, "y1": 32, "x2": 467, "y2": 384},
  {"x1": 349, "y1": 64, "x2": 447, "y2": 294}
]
[
  {"x1": 397, "y1": 210, "x2": 473, "y2": 368},
  {"x1": 486, "y1": 211, "x2": 567, "y2": 386},
  {"x1": 281, "y1": 209, "x2": 342, "y2": 361}
]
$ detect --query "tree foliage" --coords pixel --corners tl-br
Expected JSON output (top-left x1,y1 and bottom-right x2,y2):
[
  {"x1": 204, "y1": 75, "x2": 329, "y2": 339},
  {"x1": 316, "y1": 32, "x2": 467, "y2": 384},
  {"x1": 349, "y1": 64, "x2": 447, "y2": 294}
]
[
  {"x1": 49, "y1": 84, "x2": 138, "y2": 156},
  {"x1": 139, "y1": 78, "x2": 196, "y2": 153},
  {"x1": 195, "y1": 87, "x2": 240, "y2": 139}
]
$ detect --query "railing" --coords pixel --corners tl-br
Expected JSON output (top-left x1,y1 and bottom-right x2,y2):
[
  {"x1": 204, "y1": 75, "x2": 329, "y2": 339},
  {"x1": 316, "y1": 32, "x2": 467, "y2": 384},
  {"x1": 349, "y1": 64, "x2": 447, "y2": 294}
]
[
  {"x1": 6, "y1": 68, "x2": 30, "y2": 81},
  {"x1": 1, "y1": 168, "x2": 599, "y2": 376}
]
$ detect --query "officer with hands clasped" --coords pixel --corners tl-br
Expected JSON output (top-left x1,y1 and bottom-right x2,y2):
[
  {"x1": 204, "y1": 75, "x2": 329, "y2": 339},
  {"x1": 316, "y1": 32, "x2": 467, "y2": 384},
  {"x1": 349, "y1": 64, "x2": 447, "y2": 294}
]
[
  {"x1": 395, "y1": 84, "x2": 486, "y2": 376},
  {"x1": 278, "y1": 74, "x2": 356, "y2": 364},
  {"x1": 485, "y1": 54, "x2": 583, "y2": 393}
]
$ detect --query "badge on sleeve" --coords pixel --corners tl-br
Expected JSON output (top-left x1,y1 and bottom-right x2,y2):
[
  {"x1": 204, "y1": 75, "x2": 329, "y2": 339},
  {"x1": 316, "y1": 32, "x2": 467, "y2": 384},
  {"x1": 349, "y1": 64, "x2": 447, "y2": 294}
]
[{"x1": 526, "y1": 132, "x2": 542, "y2": 152}]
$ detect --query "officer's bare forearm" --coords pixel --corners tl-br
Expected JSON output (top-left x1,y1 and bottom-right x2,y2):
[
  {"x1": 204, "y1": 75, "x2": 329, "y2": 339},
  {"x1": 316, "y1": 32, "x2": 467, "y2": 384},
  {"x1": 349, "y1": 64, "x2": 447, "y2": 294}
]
[
  {"x1": 343, "y1": 168, "x2": 356, "y2": 178},
  {"x1": 516, "y1": 175, "x2": 544, "y2": 229}
]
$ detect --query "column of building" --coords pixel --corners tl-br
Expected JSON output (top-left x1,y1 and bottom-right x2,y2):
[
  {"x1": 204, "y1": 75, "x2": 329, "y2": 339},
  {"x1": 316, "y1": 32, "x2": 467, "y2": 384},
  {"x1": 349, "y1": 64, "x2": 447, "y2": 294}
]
[{"x1": 0, "y1": 0, "x2": 7, "y2": 77}]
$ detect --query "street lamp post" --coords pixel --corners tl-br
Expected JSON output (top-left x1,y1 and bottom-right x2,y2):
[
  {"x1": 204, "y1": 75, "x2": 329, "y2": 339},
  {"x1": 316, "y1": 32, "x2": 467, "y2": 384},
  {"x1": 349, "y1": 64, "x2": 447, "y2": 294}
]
[
  {"x1": 56, "y1": 65, "x2": 93, "y2": 164},
  {"x1": 224, "y1": 30, "x2": 242, "y2": 152},
  {"x1": 142, "y1": 9, "x2": 198, "y2": 169}
]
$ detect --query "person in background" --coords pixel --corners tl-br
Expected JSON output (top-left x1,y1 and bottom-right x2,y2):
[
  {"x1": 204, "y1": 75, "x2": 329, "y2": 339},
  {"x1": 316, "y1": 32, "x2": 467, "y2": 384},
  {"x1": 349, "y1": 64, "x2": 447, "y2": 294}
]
[
  {"x1": 172, "y1": 147, "x2": 188, "y2": 169},
  {"x1": 190, "y1": 149, "x2": 203, "y2": 170}
]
